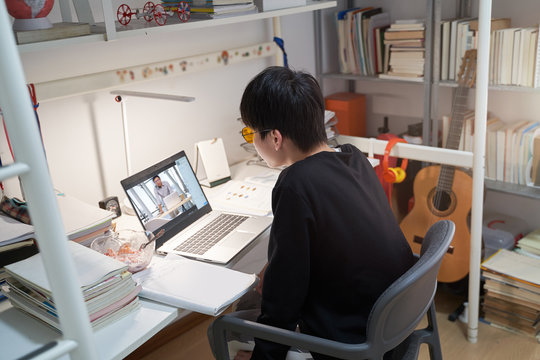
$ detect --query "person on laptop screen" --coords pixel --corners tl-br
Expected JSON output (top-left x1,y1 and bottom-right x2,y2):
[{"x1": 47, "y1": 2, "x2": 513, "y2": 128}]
[
  {"x1": 153, "y1": 175, "x2": 173, "y2": 215},
  {"x1": 209, "y1": 66, "x2": 415, "y2": 360}
]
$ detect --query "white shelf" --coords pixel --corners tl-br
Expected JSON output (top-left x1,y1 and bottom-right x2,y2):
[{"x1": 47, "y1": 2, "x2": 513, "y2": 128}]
[
  {"x1": 320, "y1": 72, "x2": 424, "y2": 84},
  {"x1": 0, "y1": 298, "x2": 179, "y2": 360},
  {"x1": 485, "y1": 179, "x2": 540, "y2": 200},
  {"x1": 321, "y1": 72, "x2": 540, "y2": 92},
  {"x1": 17, "y1": 1, "x2": 337, "y2": 53}
]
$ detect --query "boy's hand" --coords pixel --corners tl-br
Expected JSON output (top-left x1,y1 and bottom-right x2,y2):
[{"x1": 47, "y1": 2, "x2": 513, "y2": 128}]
[
  {"x1": 256, "y1": 263, "x2": 268, "y2": 295},
  {"x1": 234, "y1": 350, "x2": 253, "y2": 360}
]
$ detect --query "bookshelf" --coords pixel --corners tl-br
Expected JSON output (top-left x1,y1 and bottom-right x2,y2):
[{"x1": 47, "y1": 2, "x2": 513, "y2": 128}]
[{"x1": 316, "y1": 0, "x2": 540, "y2": 200}]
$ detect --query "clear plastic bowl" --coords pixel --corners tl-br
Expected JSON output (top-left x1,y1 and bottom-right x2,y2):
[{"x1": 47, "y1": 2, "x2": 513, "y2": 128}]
[{"x1": 91, "y1": 229, "x2": 155, "y2": 273}]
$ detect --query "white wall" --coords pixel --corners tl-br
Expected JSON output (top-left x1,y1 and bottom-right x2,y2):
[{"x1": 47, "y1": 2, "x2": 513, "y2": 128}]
[{"x1": 3, "y1": 4, "x2": 315, "y2": 206}]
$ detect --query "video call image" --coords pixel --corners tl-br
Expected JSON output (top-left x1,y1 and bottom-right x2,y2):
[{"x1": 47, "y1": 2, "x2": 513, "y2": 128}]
[{"x1": 125, "y1": 156, "x2": 208, "y2": 232}]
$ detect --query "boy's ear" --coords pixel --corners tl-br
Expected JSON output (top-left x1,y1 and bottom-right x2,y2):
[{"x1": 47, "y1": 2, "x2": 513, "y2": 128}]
[{"x1": 271, "y1": 129, "x2": 283, "y2": 151}]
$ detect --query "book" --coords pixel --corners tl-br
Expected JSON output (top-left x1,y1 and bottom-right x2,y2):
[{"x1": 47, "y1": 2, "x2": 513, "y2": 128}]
[
  {"x1": 469, "y1": 17, "x2": 511, "y2": 32},
  {"x1": 486, "y1": 289, "x2": 540, "y2": 311},
  {"x1": 55, "y1": 193, "x2": 115, "y2": 240},
  {"x1": 4, "y1": 241, "x2": 129, "y2": 294},
  {"x1": 0, "y1": 213, "x2": 34, "y2": 247},
  {"x1": 518, "y1": 229, "x2": 540, "y2": 254},
  {"x1": 448, "y1": 18, "x2": 460, "y2": 80},
  {"x1": 483, "y1": 308, "x2": 540, "y2": 337},
  {"x1": 481, "y1": 249, "x2": 540, "y2": 287},
  {"x1": 483, "y1": 294, "x2": 540, "y2": 320},
  {"x1": 440, "y1": 20, "x2": 451, "y2": 80},
  {"x1": 132, "y1": 255, "x2": 257, "y2": 316},
  {"x1": 14, "y1": 22, "x2": 91, "y2": 45},
  {"x1": 503, "y1": 120, "x2": 529, "y2": 182},
  {"x1": 378, "y1": 73, "x2": 424, "y2": 82},
  {"x1": 534, "y1": 24, "x2": 540, "y2": 88},
  {"x1": 2, "y1": 241, "x2": 141, "y2": 331},
  {"x1": 483, "y1": 270, "x2": 540, "y2": 295},
  {"x1": 483, "y1": 278, "x2": 540, "y2": 303},
  {"x1": 383, "y1": 29, "x2": 424, "y2": 40},
  {"x1": 486, "y1": 118, "x2": 503, "y2": 180}
]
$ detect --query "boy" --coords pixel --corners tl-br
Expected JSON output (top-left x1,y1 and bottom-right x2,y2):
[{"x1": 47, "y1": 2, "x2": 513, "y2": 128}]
[{"x1": 215, "y1": 66, "x2": 414, "y2": 360}]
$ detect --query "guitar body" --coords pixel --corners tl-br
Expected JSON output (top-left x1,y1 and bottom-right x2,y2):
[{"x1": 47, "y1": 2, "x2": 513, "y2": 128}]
[{"x1": 400, "y1": 165, "x2": 472, "y2": 283}]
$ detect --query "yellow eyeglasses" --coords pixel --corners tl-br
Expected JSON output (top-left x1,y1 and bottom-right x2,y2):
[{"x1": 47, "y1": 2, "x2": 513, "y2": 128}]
[{"x1": 241, "y1": 126, "x2": 272, "y2": 144}]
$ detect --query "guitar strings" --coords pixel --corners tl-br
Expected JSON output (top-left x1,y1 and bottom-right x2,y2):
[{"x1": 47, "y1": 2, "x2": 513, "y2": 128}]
[{"x1": 434, "y1": 56, "x2": 470, "y2": 212}]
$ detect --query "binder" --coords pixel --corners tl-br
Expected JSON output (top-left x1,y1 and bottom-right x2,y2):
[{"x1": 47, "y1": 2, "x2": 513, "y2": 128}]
[{"x1": 324, "y1": 93, "x2": 366, "y2": 137}]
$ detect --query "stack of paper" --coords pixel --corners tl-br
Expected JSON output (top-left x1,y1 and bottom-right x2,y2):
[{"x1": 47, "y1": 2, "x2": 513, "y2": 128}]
[
  {"x1": 0, "y1": 213, "x2": 34, "y2": 247},
  {"x1": 0, "y1": 242, "x2": 141, "y2": 331},
  {"x1": 480, "y1": 249, "x2": 540, "y2": 340},
  {"x1": 518, "y1": 229, "x2": 540, "y2": 257},
  {"x1": 56, "y1": 193, "x2": 115, "y2": 246},
  {"x1": 132, "y1": 254, "x2": 257, "y2": 316}
]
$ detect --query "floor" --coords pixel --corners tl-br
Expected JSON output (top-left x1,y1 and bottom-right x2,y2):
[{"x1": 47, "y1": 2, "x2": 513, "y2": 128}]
[{"x1": 136, "y1": 289, "x2": 540, "y2": 360}]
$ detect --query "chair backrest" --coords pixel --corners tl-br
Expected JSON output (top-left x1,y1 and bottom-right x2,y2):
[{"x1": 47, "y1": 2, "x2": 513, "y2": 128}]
[{"x1": 364, "y1": 220, "x2": 455, "y2": 356}]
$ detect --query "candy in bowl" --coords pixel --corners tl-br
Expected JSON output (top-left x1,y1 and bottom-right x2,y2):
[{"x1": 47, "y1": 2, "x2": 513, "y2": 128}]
[{"x1": 91, "y1": 230, "x2": 154, "y2": 273}]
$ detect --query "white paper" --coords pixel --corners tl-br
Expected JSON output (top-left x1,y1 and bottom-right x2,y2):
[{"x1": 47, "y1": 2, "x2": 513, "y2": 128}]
[
  {"x1": 0, "y1": 213, "x2": 34, "y2": 246},
  {"x1": 211, "y1": 180, "x2": 273, "y2": 216},
  {"x1": 5, "y1": 241, "x2": 128, "y2": 294},
  {"x1": 132, "y1": 255, "x2": 257, "y2": 316},
  {"x1": 481, "y1": 249, "x2": 540, "y2": 286}
]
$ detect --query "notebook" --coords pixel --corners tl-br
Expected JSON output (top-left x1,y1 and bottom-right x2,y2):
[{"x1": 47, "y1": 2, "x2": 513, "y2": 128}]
[{"x1": 121, "y1": 150, "x2": 272, "y2": 264}]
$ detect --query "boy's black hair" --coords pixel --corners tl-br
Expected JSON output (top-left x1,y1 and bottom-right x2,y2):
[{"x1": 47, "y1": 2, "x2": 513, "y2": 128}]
[
  {"x1": 152, "y1": 175, "x2": 160, "y2": 182},
  {"x1": 240, "y1": 66, "x2": 326, "y2": 152}
]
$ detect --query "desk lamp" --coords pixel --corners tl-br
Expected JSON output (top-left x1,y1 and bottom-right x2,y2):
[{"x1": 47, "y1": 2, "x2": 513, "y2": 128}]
[{"x1": 110, "y1": 90, "x2": 195, "y2": 214}]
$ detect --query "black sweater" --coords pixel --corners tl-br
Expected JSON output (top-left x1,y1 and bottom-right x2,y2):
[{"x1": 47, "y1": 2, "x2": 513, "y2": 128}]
[{"x1": 252, "y1": 144, "x2": 415, "y2": 360}]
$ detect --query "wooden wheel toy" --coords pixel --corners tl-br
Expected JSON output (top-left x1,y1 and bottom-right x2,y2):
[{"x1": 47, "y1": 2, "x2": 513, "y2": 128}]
[
  {"x1": 153, "y1": 4, "x2": 167, "y2": 26},
  {"x1": 117, "y1": 4, "x2": 133, "y2": 26},
  {"x1": 176, "y1": 1, "x2": 190, "y2": 23},
  {"x1": 143, "y1": 1, "x2": 155, "y2": 22}
]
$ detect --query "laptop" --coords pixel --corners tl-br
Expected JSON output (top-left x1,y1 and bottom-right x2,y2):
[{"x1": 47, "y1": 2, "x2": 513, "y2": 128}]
[
  {"x1": 121, "y1": 150, "x2": 273, "y2": 264},
  {"x1": 163, "y1": 192, "x2": 182, "y2": 211}
]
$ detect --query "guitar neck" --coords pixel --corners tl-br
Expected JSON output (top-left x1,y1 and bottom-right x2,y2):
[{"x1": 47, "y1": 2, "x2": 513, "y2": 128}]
[{"x1": 437, "y1": 85, "x2": 469, "y2": 193}]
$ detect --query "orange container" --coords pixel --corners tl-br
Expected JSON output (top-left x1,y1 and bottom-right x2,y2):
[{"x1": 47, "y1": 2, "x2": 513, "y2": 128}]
[{"x1": 325, "y1": 93, "x2": 366, "y2": 137}]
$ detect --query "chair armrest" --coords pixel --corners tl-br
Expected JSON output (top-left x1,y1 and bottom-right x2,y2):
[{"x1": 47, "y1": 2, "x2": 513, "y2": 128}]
[{"x1": 211, "y1": 314, "x2": 371, "y2": 360}]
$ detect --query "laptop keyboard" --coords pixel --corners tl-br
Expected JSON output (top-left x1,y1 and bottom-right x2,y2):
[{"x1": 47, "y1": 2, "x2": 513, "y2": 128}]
[{"x1": 174, "y1": 213, "x2": 249, "y2": 255}]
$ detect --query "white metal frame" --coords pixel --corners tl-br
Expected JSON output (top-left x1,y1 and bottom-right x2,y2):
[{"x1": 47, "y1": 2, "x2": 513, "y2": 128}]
[
  {"x1": 0, "y1": 1, "x2": 98, "y2": 359},
  {"x1": 322, "y1": 0, "x2": 492, "y2": 343}
]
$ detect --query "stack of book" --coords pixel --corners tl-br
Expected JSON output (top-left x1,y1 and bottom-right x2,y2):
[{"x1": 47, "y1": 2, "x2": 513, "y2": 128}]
[
  {"x1": 335, "y1": 7, "x2": 390, "y2": 76},
  {"x1": 56, "y1": 193, "x2": 115, "y2": 246},
  {"x1": 517, "y1": 229, "x2": 540, "y2": 258},
  {"x1": 440, "y1": 17, "x2": 540, "y2": 88},
  {"x1": 189, "y1": 0, "x2": 258, "y2": 19},
  {"x1": 484, "y1": 118, "x2": 540, "y2": 184},
  {"x1": 378, "y1": 20, "x2": 425, "y2": 81},
  {"x1": 0, "y1": 241, "x2": 141, "y2": 331},
  {"x1": 481, "y1": 249, "x2": 540, "y2": 341}
]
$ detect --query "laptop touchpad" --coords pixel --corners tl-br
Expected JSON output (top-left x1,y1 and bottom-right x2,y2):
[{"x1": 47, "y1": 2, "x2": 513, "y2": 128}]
[{"x1": 220, "y1": 231, "x2": 253, "y2": 248}]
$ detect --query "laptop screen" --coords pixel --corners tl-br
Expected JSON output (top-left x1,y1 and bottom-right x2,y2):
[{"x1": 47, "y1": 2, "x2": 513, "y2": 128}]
[{"x1": 120, "y1": 150, "x2": 212, "y2": 248}]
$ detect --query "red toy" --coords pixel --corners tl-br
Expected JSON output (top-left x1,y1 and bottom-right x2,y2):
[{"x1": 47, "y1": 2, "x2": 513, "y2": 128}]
[{"x1": 117, "y1": 1, "x2": 190, "y2": 26}]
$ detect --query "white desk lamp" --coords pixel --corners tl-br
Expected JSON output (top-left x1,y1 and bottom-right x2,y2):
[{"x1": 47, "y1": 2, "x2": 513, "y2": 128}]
[{"x1": 110, "y1": 90, "x2": 195, "y2": 214}]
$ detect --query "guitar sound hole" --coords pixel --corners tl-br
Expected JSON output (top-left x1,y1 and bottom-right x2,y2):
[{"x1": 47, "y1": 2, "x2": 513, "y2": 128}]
[
  {"x1": 427, "y1": 188, "x2": 457, "y2": 217},
  {"x1": 433, "y1": 190, "x2": 452, "y2": 211}
]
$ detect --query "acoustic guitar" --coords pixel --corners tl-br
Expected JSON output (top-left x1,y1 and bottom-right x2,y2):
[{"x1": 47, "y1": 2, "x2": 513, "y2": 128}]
[{"x1": 400, "y1": 50, "x2": 477, "y2": 283}]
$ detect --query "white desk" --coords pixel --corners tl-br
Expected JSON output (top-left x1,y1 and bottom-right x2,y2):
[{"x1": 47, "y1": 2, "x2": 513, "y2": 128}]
[{"x1": 0, "y1": 158, "x2": 275, "y2": 360}]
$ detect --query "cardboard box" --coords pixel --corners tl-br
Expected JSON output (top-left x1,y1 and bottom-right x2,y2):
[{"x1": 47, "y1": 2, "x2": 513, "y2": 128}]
[
  {"x1": 324, "y1": 93, "x2": 366, "y2": 137},
  {"x1": 255, "y1": 0, "x2": 306, "y2": 12}
]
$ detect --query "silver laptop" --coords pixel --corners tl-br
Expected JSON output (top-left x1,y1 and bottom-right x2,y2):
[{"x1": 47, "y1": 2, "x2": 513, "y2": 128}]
[{"x1": 121, "y1": 150, "x2": 272, "y2": 264}]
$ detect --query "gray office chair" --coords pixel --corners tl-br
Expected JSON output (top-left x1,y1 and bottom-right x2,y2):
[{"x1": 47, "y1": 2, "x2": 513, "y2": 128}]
[{"x1": 210, "y1": 220, "x2": 455, "y2": 360}]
